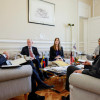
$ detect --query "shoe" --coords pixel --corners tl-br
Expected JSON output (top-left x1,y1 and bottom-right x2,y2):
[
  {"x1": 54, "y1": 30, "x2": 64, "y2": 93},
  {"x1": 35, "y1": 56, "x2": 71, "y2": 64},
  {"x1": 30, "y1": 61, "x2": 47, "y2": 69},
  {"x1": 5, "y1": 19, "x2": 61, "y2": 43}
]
[
  {"x1": 36, "y1": 84, "x2": 54, "y2": 91},
  {"x1": 65, "y1": 86, "x2": 69, "y2": 91},
  {"x1": 45, "y1": 75, "x2": 50, "y2": 79},
  {"x1": 43, "y1": 72, "x2": 50, "y2": 79},
  {"x1": 28, "y1": 93, "x2": 45, "y2": 100},
  {"x1": 62, "y1": 95, "x2": 69, "y2": 100},
  {"x1": 36, "y1": 95, "x2": 45, "y2": 100},
  {"x1": 40, "y1": 77, "x2": 45, "y2": 81}
]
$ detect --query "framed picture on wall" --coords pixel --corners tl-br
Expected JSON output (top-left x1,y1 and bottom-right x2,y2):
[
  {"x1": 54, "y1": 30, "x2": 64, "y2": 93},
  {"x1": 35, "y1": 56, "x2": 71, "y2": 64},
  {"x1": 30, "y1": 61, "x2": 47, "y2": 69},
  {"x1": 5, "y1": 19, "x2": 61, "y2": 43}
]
[{"x1": 28, "y1": 0, "x2": 55, "y2": 26}]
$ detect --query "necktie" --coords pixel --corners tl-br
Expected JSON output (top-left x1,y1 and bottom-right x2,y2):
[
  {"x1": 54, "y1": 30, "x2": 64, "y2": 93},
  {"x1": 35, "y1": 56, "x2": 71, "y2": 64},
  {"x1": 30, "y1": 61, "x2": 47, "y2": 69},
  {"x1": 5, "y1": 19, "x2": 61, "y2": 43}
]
[{"x1": 29, "y1": 48, "x2": 34, "y2": 58}]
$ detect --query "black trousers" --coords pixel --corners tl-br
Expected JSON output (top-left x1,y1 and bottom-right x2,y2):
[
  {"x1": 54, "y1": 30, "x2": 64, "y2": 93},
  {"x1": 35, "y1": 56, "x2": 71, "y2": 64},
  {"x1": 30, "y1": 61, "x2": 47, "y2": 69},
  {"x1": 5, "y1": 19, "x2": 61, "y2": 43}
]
[
  {"x1": 32, "y1": 58, "x2": 49, "y2": 79},
  {"x1": 32, "y1": 58, "x2": 45, "y2": 80},
  {"x1": 65, "y1": 65, "x2": 80, "y2": 91}
]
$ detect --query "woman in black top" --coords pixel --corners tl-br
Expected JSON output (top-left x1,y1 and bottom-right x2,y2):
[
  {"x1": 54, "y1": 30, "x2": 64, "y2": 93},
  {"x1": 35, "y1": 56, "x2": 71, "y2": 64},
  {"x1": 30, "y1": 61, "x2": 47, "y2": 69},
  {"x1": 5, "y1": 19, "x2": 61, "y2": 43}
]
[{"x1": 49, "y1": 38, "x2": 64, "y2": 61}]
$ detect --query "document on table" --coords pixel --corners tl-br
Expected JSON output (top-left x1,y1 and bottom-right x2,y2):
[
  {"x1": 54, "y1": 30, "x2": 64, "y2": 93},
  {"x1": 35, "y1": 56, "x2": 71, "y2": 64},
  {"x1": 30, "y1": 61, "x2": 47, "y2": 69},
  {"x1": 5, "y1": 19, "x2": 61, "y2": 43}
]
[
  {"x1": 76, "y1": 65, "x2": 84, "y2": 69},
  {"x1": 43, "y1": 66, "x2": 69, "y2": 74},
  {"x1": 78, "y1": 59, "x2": 93, "y2": 65}
]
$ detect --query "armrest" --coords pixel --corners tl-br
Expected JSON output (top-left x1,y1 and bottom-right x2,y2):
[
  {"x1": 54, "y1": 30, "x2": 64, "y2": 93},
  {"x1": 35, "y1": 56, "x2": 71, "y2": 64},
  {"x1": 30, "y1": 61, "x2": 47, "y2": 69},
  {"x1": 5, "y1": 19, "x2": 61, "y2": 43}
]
[
  {"x1": 0, "y1": 65, "x2": 32, "y2": 82},
  {"x1": 69, "y1": 73, "x2": 100, "y2": 95}
]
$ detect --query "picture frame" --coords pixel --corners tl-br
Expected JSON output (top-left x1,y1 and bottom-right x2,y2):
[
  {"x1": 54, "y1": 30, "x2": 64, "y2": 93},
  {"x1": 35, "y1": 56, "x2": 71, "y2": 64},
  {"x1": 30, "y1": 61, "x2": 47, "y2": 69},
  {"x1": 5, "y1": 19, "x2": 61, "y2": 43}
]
[{"x1": 28, "y1": 0, "x2": 55, "y2": 26}]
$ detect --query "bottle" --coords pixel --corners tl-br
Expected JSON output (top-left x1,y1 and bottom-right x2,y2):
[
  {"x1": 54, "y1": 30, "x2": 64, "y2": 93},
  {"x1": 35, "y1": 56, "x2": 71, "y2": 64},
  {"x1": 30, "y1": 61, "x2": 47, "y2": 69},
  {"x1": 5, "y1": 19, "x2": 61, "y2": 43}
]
[
  {"x1": 70, "y1": 51, "x2": 74, "y2": 65},
  {"x1": 74, "y1": 53, "x2": 79, "y2": 65}
]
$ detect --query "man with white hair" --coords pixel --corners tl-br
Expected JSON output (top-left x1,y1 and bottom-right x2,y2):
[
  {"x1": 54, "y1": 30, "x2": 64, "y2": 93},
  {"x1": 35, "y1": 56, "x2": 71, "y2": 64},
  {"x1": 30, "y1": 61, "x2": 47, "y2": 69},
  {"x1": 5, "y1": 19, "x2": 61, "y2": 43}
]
[{"x1": 21, "y1": 39, "x2": 47, "y2": 81}]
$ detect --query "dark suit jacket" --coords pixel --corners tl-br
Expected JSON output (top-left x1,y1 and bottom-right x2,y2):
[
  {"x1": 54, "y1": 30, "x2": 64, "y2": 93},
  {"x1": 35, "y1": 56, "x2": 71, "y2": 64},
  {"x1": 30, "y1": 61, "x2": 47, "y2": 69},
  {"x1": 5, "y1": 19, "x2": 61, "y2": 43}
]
[
  {"x1": 49, "y1": 46, "x2": 64, "y2": 61},
  {"x1": 21, "y1": 46, "x2": 39, "y2": 58},
  {"x1": 0, "y1": 54, "x2": 7, "y2": 66},
  {"x1": 82, "y1": 56, "x2": 100, "y2": 78}
]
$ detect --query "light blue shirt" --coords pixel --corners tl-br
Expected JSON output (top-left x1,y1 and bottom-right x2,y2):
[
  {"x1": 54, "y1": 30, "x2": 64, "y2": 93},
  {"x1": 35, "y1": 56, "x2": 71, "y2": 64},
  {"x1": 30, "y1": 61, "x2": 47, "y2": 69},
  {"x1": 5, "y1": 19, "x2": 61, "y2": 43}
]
[
  {"x1": 2, "y1": 54, "x2": 12, "y2": 65},
  {"x1": 94, "y1": 45, "x2": 100, "y2": 56}
]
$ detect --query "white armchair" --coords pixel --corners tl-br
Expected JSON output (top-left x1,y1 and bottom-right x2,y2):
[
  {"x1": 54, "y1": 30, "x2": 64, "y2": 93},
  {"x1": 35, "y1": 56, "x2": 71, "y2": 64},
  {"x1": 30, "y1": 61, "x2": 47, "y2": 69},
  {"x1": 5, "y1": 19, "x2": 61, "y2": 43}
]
[
  {"x1": 69, "y1": 73, "x2": 100, "y2": 100},
  {"x1": 0, "y1": 65, "x2": 32, "y2": 100}
]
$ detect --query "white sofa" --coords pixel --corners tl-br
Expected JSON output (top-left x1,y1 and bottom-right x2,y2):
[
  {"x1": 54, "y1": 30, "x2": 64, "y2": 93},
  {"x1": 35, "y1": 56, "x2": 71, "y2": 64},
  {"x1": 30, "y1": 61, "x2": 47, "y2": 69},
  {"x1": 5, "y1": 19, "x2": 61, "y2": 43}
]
[
  {"x1": 0, "y1": 65, "x2": 32, "y2": 100},
  {"x1": 8, "y1": 50, "x2": 73, "y2": 60},
  {"x1": 69, "y1": 73, "x2": 100, "y2": 100}
]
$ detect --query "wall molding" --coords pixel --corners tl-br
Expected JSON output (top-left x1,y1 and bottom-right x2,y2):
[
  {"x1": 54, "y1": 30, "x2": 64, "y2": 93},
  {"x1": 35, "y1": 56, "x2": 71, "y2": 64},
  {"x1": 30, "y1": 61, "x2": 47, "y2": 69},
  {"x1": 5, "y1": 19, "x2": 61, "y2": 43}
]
[
  {"x1": 88, "y1": 16, "x2": 100, "y2": 20},
  {"x1": 0, "y1": 39, "x2": 72, "y2": 44},
  {"x1": 88, "y1": 41, "x2": 98, "y2": 43},
  {"x1": 79, "y1": 42, "x2": 84, "y2": 44},
  {"x1": 79, "y1": 41, "x2": 97, "y2": 44},
  {"x1": 0, "y1": 39, "x2": 72, "y2": 50},
  {"x1": 0, "y1": 46, "x2": 70, "y2": 49}
]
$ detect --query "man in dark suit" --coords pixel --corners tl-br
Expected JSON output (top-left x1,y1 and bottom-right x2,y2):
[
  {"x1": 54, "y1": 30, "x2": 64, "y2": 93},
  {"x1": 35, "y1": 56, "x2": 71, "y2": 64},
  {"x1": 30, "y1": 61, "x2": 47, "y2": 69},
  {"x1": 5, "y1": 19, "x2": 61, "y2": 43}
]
[
  {"x1": 0, "y1": 51, "x2": 9, "y2": 66},
  {"x1": 21, "y1": 39, "x2": 45, "y2": 80},
  {"x1": 0, "y1": 52, "x2": 54, "y2": 100},
  {"x1": 62, "y1": 55, "x2": 100, "y2": 100}
]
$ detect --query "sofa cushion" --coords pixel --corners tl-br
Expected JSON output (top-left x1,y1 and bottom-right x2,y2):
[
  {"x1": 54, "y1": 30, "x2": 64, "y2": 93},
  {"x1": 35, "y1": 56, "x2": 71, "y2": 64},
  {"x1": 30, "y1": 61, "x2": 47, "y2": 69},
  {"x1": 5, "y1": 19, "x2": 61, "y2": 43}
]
[{"x1": 0, "y1": 65, "x2": 32, "y2": 82}]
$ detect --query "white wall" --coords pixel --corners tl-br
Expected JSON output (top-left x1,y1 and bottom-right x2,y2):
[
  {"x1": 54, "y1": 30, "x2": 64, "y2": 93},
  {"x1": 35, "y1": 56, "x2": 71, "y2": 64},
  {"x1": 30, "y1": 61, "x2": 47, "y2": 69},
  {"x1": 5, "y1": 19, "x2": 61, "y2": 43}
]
[
  {"x1": 0, "y1": 0, "x2": 93, "y2": 53},
  {"x1": 78, "y1": 0, "x2": 93, "y2": 16},
  {"x1": 78, "y1": 0, "x2": 92, "y2": 52},
  {"x1": 79, "y1": 17, "x2": 84, "y2": 52},
  {"x1": 86, "y1": 17, "x2": 100, "y2": 54},
  {"x1": 94, "y1": 0, "x2": 100, "y2": 17},
  {"x1": 0, "y1": 0, "x2": 78, "y2": 52}
]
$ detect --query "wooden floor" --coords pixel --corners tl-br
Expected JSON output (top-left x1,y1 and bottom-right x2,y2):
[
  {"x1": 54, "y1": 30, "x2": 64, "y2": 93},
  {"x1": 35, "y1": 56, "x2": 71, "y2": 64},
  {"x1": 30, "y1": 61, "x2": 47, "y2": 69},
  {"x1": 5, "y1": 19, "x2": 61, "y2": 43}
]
[{"x1": 8, "y1": 75, "x2": 69, "y2": 100}]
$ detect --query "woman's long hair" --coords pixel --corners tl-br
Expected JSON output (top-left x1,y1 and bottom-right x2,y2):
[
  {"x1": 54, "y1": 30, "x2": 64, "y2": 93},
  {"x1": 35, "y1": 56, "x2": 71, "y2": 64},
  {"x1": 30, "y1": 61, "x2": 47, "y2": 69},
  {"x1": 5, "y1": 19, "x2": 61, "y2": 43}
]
[{"x1": 53, "y1": 38, "x2": 61, "y2": 50}]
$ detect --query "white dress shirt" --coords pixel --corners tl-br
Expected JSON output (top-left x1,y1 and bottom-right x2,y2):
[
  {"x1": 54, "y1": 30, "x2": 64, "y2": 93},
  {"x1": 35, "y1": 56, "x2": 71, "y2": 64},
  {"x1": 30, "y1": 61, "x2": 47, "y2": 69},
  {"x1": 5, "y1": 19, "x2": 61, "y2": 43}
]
[{"x1": 94, "y1": 45, "x2": 100, "y2": 56}]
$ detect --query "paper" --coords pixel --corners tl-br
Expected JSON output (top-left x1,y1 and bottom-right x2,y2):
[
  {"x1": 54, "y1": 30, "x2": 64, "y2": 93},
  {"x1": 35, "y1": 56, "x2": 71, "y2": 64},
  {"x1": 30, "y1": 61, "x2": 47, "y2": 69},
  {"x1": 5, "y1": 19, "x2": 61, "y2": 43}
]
[
  {"x1": 78, "y1": 59, "x2": 93, "y2": 64},
  {"x1": 78, "y1": 59, "x2": 86, "y2": 62},
  {"x1": 43, "y1": 65, "x2": 69, "y2": 74},
  {"x1": 10, "y1": 58, "x2": 26, "y2": 65},
  {"x1": 76, "y1": 65, "x2": 84, "y2": 69},
  {"x1": 1, "y1": 65, "x2": 21, "y2": 68},
  {"x1": 52, "y1": 61, "x2": 69, "y2": 66},
  {"x1": 25, "y1": 57, "x2": 32, "y2": 61}
]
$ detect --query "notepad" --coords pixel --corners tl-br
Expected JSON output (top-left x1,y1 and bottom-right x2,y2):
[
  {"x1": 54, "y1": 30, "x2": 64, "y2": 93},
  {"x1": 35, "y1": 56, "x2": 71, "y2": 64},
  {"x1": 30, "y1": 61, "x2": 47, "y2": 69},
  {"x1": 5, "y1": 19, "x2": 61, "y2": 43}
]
[
  {"x1": 10, "y1": 58, "x2": 26, "y2": 65},
  {"x1": 1, "y1": 58, "x2": 26, "y2": 68},
  {"x1": 52, "y1": 61, "x2": 69, "y2": 67}
]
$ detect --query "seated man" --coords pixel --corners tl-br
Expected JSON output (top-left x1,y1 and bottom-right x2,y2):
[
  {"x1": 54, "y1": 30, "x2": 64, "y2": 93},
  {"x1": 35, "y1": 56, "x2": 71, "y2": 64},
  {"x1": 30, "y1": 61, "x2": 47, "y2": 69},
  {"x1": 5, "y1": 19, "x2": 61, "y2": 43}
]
[
  {"x1": 93, "y1": 38, "x2": 100, "y2": 59},
  {"x1": 0, "y1": 52, "x2": 54, "y2": 100},
  {"x1": 0, "y1": 51, "x2": 9, "y2": 65},
  {"x1": 86, "y1": 38, "x2": 100, "y2": 61},
  {"x1": 63, "y1": 55, "x2": 100, "y2": 100},
  {"x1": 21, "y1": 39, "x2": 49, "y2": 80}
]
